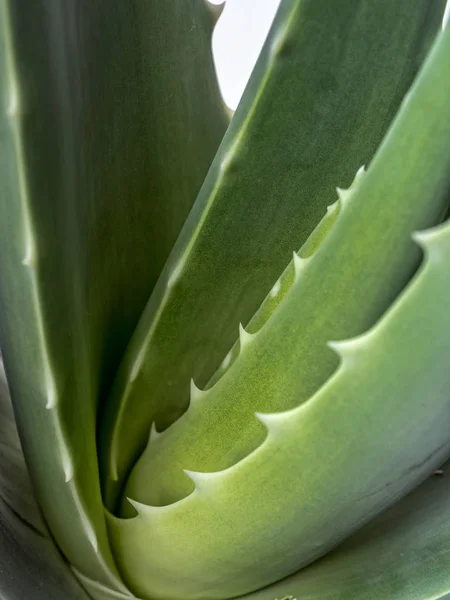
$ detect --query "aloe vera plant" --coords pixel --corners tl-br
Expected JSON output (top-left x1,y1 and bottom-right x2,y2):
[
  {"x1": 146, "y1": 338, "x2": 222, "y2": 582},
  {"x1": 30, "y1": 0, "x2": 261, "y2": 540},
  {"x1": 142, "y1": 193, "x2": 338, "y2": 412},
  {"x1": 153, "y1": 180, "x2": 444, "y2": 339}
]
[{"x1": 0, "y1": 1, "x2": 450, "y2": 599}]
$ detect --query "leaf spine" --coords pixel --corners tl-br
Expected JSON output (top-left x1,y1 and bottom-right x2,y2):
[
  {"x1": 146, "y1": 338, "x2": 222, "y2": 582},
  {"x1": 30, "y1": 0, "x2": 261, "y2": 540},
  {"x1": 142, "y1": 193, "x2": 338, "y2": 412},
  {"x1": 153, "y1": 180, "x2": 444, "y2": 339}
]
[
  {"x1": 293, "y1": 251, "x2": 307, "y2": 279},
  {"x1": 221, "y1": 351, "x2": 232, "y2": 370},
  {"x1": 21, "y1": 239, "x2": 36, "y2": 268},
  {"x1": 148, "y1": 421, "x2": 161, "y2": 444},
  {"x1": 183, "y1": 469, "x2": 212, "y2": 491},
  {"x1": 123, "y1": 497, "x2": 153, "y2": 517},
  {"x1": 44, "y1": 371, "x2": 58, "y2": 409},
  {"x1": 254, "y1": 410, "x2": 284, "y2": 431},
  {"x1": 270, "y1": 279, "x2": 281, "y2": 298},
  {"x1": 58, "y1": 430, "x2": 74, "y2": 482},
  {"x1": 6, "y1": 81, "x2": 20, "y2": 119},
  {"x1": 350, "y1": 165, "x2": 366, "y2": 188},
  {"x1": 327, "y1": 336, "x2": 368, "y2": 362},
  {"x1": 326, "y1": 199, "x2": 340, "y2": 215},
  {"x1": 239, "y1": 323, "x2": 255, "y2": 350},
  {"x1": 190, "y1": 378, "x2": 206, "y2": 403},
  {"x1": 336, "y1": 186, "x2": 352, "y2": 204}
]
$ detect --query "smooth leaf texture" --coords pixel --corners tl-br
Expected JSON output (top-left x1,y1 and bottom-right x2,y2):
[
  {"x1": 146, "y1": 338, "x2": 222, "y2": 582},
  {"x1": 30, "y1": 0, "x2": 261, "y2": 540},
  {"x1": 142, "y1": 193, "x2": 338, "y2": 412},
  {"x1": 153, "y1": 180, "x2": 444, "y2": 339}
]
[
  {"x1": 107, "y1": 26, "x2": 450, "y2": 600},
  {"x1": 0, "y1": 0, "x2": 226, "y2": 593},
  {"x1": 0, "y1": 362, "x2": 88, "y2": 600},
  {"x1": 102, "y1": 0, "x2": 446, "y2": 509},
  {"x1": 0, "y1": 360, "x2": 43, "y2": 533},
  {"x1": 125, "y1": 10, "x2": 450, "y2": 507},
  {"x1": 244, "y1": 465, "x2": 450, "y2": 600},
  {"x1": 0, "y1": 496, "x2": 90, "y2": 600}
]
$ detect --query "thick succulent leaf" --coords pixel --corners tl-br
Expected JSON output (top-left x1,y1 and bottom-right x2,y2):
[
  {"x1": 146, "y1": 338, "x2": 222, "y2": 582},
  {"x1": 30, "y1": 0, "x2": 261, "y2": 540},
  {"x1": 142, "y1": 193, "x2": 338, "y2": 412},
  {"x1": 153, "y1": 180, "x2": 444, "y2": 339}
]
[
  {"x1": 102, "y1": 0, "x2": 446, "y2": 508},
  {"x1": 109, "y1": 214, "x2": 450, "y2": 600},
  {"x1": 208, "y1": 168, "x2": 363, "y2": 386},
  {"x1": 74, "y1": 570, "x2": 145, "y2": 600},
  {"x1": 0, "y1": 0, "x2": 225, "y2": 591},
  {"x1": 0, "y1": 360, "x2": 43, "y2": 533},
  {"x1": 243, "y1": 465, "x2": 450, "y2": 600},
  {"x1": 0, "y1": 495, "x2": 89, "y2": 600},
  {"x1": 0, "y1": 360, "x2": 88, "y2": 598},
  {"x1": 107, "y1": 28, "x2": 450, "y2": 600},
  {"x1": 124, "y1": 15, "x2": 450, "y2": 506}
]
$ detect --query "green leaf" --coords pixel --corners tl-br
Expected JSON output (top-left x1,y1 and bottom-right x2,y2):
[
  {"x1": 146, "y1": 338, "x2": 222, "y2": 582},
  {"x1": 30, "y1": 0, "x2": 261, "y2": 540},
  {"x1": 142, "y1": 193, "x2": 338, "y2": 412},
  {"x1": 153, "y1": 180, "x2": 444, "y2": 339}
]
[
  {"x1": 0, "y1": 359, "x2": 43, "y2": 533},
  {"x1": 0, "y1": 359, "x2": 89, "y2": 598},
  {"x1": 101, "y1": 0, "x2": 446, "y2": 509},
  {"x1": 0, "y1": 495, "x2": 89, "y2": 600},
  {"x1": 243, "y1": 465, "x2": 450, "y2": 600},
  {"x1": 73, "y1": 570, "x2": 145, "y2": 600},
  {"x1": 0, "y1": 0, "x2": 226, "y2": 591},
  {"x1": 107, "y1": 26, "x2": 450, "y2": 600}
]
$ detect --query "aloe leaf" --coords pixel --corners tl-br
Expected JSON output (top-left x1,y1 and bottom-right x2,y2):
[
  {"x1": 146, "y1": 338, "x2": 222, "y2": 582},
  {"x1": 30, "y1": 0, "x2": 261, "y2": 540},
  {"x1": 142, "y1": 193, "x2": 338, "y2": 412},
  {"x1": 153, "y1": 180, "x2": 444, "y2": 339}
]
[
  {"x1": 74, "y1": 570, "x2": 145, "y2": 600},
  {"x1": 0, "y1": 495, "x2": 90, "y2": 600},
  {"x1": 107, "y1": 27, "x2": 450, "y2": 600},
  {"x1": 102, "y1": 0, "x2": 446, "y2": 508},
  {"x1": 242, "y1": 465, "x2": 450, "y2": 600},
  {"x1": 124, "y1": 11, "x2": 450, "y2": 507},
  {"x1": 0, "y1": 0, "x2": 225, "y2": 591},
  {"x1": 0, "y1": 360, "x2": 43, "y2": 533},
  {"x1": 0, "y1": 359, "x2": 89, "y2": 598},
  {"x1": 208, "y1": 167, "x2": 363, "y2": 386}
]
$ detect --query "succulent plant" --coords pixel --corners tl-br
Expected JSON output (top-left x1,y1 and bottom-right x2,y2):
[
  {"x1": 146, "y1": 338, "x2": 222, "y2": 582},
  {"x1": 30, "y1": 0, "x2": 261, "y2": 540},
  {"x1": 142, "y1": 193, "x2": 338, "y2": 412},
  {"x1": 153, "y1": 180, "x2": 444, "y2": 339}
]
[{"x1": 0, "y1": 1, "x2": 450, "y2": 599}]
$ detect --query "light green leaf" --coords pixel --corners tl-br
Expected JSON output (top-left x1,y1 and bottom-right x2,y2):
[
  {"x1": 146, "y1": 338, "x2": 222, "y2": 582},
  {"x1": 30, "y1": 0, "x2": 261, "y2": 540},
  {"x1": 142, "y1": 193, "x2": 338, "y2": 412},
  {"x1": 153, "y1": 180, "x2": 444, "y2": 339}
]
[
  {"x1": 244, "y1": 465, "x2": 450, "y2": 600},
  {"x1": 107, "y1": 26, "x2": 450, "y2": 600},
  {"x1": 102, "y1": 0, "x2": 446, "y2": 509}
]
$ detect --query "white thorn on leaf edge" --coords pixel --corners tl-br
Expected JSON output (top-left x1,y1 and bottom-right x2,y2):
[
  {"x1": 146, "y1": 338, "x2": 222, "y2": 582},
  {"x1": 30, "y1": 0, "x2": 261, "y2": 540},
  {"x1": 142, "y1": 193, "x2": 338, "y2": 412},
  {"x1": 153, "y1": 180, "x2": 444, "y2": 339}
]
[
  {"x1": 7, "y1": 84, "x2": 20, "y2": 119},
  {"x1": 45, "y1": 376, "x2": 57, "y2": 410},
  {"x1": 326, "y1": 199, "x2": 340, "y2": 215},
  {"x1": 351, "y1": 164, "x2": 366, "y2": 187},
  {"x1": 239, "y1": 323, "x2": 255, "y2": 349},
  {"x1": 183, "y1": 469, "x2": 212, "y2": 491},
  {"x1": 190, "y1": 378, "x2": 206, "y2": 402},
  {"x1": 149, "y1": 421, "x2": 161, "y2": 444},
  {"x1": 221, "y1": 351, "x2": 232, "y2": 369},
  {"x1": 270, "y1": 279, "x2": 281, "y2": 298},
  {"x1": 293, "y1": 251, "x2": 307, "y2": 278},
  {"x1": 254, "y1": 411, "x2": 285, "y2": 430},
  {"x1": 21, "y1": 243, "x2": 36, "y2": 268},
  {"x1": 336, "y1": 186, "x2": 352, "y2": 203},
  {"x1": 327, "y1": 337, "x2": 367, "y2": 361}
]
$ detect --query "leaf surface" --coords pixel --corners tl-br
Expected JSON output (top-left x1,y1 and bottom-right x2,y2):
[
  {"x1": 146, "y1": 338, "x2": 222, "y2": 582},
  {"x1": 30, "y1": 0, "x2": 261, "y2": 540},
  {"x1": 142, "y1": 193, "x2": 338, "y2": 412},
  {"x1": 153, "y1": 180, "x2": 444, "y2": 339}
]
[
  {"x1": 102, "y1": 0, "x2": 446, "y2": 507},
  {"x1": 244, "y1": 464, "x2": 450, "y2": 600},
  {"x1": 0, "y1": 0, "x2": 226, "y2": 589},
  {"x1": 0, "y1": 495, "x2": 89, "y2": 600},
  {"x1": 108, "y1": 27, "x2": 450, "y2": 600}
]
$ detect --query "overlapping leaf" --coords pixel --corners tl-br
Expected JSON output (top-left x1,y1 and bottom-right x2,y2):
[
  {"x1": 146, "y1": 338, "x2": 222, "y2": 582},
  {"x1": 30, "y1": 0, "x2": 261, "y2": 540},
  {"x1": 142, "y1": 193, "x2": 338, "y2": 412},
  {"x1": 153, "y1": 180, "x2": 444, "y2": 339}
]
[
  {"x1": 102, "y1": 0, "x2": 446, "y2": 509},
  {"x1": 107, "y1": 24, "x2": 450, "y2": 600},
  {"x1": 0, "y1": 0, "x2": 226, "y2": 592},
  {"x1": 246, "y1": 464, "x2": 450, "y2": 600}
]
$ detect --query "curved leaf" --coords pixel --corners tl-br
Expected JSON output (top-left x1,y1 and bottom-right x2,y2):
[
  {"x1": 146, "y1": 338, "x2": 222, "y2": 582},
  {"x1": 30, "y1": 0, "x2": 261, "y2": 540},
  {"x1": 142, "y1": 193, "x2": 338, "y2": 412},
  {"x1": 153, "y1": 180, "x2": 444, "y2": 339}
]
[
  {"x1": 0, "y1": 495, "x2": 89, "y2": 600},
  {"x1": 244, "y1": 465, "x2": 450, "y2": 600},
  {"x1": 0, "y1": 360, "x2": 43, "y2": 533},
  {"x1": 107, "y1": 27, "x2": 450, "y2": 600},
  {"x1": 102, "y1": 0, "x2": 446, "y2": 508},
  {"x1": 0, "y1": 0, "x2": 226, "y2": 591}
]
